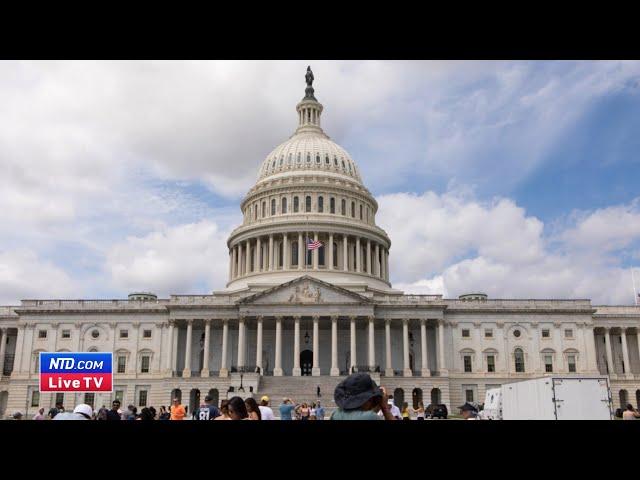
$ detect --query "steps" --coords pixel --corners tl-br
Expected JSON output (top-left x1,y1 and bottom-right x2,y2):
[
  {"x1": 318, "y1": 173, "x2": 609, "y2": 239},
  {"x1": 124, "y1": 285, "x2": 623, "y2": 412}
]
[{"x1": 258, "y1": 375, "x2": 345, "y2": 418}]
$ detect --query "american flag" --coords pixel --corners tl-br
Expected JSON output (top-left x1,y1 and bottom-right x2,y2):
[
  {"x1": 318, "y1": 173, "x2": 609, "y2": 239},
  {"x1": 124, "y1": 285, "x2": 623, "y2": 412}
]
[{"x1": 306, "y1": 237, "x2": 323, "y2": 250}]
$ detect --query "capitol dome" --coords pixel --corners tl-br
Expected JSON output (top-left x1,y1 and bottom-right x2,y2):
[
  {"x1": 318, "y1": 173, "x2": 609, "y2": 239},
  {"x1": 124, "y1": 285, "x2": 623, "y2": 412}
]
[{"x1": 225, "y1": 67, "x2": 392, "y2": 292}]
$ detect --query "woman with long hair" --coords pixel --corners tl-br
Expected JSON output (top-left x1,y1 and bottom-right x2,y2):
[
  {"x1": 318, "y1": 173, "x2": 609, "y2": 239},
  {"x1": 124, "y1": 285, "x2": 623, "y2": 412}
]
[
  {"x1": 245, "y1": 397, "x2": 262, "y2": 420},
  {"x1": 227, "y1": 396, "x2": 249, "y2": 420},
  {"x1": 401, "y1": 402, "x2": 411, "y2": 420},
  {"x1": 299, "y1": 402, "x2": 310, "y2": 421},
  {"x1": 414, "y1": 401, "x2": 425, "y2": 421},
  {"x1": 215, "y1": 399, "x2": 232, "y2": 420}
]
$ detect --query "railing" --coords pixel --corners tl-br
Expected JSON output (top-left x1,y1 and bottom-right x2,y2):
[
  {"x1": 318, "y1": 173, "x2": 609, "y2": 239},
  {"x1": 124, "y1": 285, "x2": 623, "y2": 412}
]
[
  {"x1": 20, "y1": 299, "x2": 170, "y2": 308},
  {"x1": 229, "y1": 365, "x2": 258, "y2": 374},
  {"x1": 170, "y1": 295, "x2": 239, "y2": 305},
  {"x1": 3, "y1": 355, "x2": 14, "y2": 376},
  {"x1": 351, "y1": 365, "x2": 380, "y2": 374},
  {"x1": 446, "y1": 299, "x2": 593, "y2": 309}
]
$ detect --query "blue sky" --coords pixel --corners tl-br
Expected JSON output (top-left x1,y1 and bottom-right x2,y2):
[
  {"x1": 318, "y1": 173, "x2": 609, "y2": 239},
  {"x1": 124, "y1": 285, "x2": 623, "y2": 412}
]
[{"x1": 1, "y1": 60, "x2": 639, "y2": 304}]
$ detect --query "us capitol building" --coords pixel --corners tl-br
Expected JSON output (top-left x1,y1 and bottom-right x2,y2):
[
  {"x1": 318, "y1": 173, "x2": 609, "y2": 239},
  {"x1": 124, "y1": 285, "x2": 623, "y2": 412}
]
[{"x1": 1, "y1": 68, "x2": 640, "y2": 417}]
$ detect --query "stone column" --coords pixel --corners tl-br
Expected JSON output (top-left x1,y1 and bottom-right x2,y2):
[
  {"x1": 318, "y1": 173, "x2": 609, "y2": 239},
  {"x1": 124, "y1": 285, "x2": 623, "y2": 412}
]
[
  {"x1": 375, "y1": 243, "x2": 381, "y2": 278},
  {"x1": 343, "y1": 235, "x2": 349, "y2": 271},
  {"x1": 256, "y1": 316, "x2": 263, "y2": 374},
  {"x1": 237, "y1": 317, "x2": 245, "y2": 370},
  {"x1": 636, "y1": 328, "x2": 640, "y2": 375},
  {"x1": 293, "y1": 316, "x2": 301, "y2": 376},
  {"x1": 232, "y1": 246, "x2": 237, "y2": 278},
  {"x1": 298, "y1": 233, "x2": 303, "y2": 270},
  {"x1": 12, "y1": 325, "x2": 25, "y2": 375},
  {"x1": 330, "y1": 316, "x2": 339, "y2": 376},
  {"x1": 328, "y1": 233, "x2": 334, "y2": 270},
  {"x1": 0, "y1": 328, "x2": 6, "y2": 376},
  {"x1": 256, "y1": 237, "x2": 262, "y2": 272},
  {"x1": 385, "y1": 320, "x2": 393, "y2": 376},
  {"x1": 385, "y1": 250, "x2": 390, "y2": 281},
  {"x1": 245, "y1": 240, "x2": 251, "y2": 274},
  {"x1": 228, "y1": 249, "x2": 233, "y2": 280},
  {"x1": 355, "y1": 237, "x2": 361, "y2": 272},
  {"x1": 283, "y1": 234, "x2": 289, "y2": 270},
  {"x1": 313, "y1": 233, "x2": 319, "y2": 269},
  {"x1": 201, "y1": 320, "x2": 211, "y2": 377},
  {"x1": 165, "y1": 321, "x2": 175, "y2": 373},
  {"x1": 381, "y1": 249, "x2": 387, "y2": 281},
  {"x1": 350, "y1": 316, "x2": 357, "y2": 372},
  {"x1": 368, "y1": 316, "x2": 375, "y2": 370},
  {"x1": 621, "y1": 328, "x2": 631, "y2": 377},
  {"x1": 269, "y1": 234, "x2": 274, "y2": 271},
  {"x1": 220, "y1": 320, "x2": 229, "y2": 377},
  {"x1": 274, "y1": 316, "x2": 283, "y2": 376},
  {"x1": 402, "y1": 319, "x2": 411, "y2": 376},
  {"x1": 604, "y1": 327, "x2": 614, "y2": 376},
  {"x1": 182, "y1": 320, "x2": 193, "y2": 378},
  {"x1": 312, "y1": 315, "x2": 320, "y2": 376},
  {"x1": 421, "y1": 319, "x2": 430, "y2": 377},
  {"x1": 366, "y1": 239, "x2": 371, "y2": 274},
  {"x1": 437, "y1": 319, "x2": 448, "y2": 375},
  {"x1": 237, "y1": 243, "x2": 242, "y2": 277}
]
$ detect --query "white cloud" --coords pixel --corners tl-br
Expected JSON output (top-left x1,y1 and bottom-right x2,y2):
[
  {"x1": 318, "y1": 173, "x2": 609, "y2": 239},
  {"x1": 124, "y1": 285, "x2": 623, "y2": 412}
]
[
  {"x1": 105, "y1": 220, "x2": 230, "y2": 296},
  {"x1": 0, "y1": 249, "x2": 78, "y2": 304},
  {"x1": 379, "y1": 191, "x2": 640, "y2": 304}
]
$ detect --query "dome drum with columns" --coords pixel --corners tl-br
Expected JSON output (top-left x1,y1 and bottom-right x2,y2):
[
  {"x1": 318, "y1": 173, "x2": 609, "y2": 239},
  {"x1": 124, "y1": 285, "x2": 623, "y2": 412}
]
[{"x1": 226, "y1": 70, "x2": 392, "y2": 291}]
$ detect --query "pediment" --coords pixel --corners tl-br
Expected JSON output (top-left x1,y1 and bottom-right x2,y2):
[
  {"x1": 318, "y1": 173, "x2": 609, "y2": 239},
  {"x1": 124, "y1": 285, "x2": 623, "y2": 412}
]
[{"x1": 238, "y1": 276, "x2": 371, "y2": 305}]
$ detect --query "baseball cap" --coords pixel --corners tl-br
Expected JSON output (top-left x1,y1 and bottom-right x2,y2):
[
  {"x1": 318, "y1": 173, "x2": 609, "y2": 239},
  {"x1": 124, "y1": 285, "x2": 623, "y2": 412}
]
[
  {"x1": 74, "y1": 404, "x2": 94, "y2": 419},
  {"x1": 261, "y1": 395, "x2": 270, "y2": 403},
  {"x1": 458, "y1": 402, "x2": 478, "y2": 413}
]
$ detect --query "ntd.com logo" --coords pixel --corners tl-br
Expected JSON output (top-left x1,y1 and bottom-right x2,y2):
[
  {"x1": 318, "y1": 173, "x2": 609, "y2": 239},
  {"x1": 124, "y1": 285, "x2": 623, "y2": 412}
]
[{"x1": 40, "y1": 352, "x2": 113, "y2": 392}]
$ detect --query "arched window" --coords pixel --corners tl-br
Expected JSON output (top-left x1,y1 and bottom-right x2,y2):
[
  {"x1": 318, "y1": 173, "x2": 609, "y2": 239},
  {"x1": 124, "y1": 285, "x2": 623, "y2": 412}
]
[
  {"x1": 393, "y1": 388, "x2": 404, "y2": 410},
  {"x1": 333, "y1": 242, "x2": 338, "y2": 268},
  {"x1": 359, "y1": 204, "x2": 363, "y2": 220},
  {"x1": 316, "y1": 154, "x2": 320, "y2": 164},
  {"x1": 412, "y1": 388, "x2": 423, "y2": 409},
  {"x1": 291, "y1": 242, "x2": 298, "y2": 266},
  {"x1": 282, "y1": 197, "x2": 287, "y2": 214},
  {"x1": 261, "y1": 202, "x2": 266, "y2": 218},
  {"x1": 279, "y1": 156, "x2": 283, "y2": 166},
  {"x1": 306, "y1": 153, "x2": 311, "y2": 163},
  {"x1": 334, "y1": 156, "x2": 338, "y2": 166},
  {"x1": 348, "y1": 162, "x2": 352, "y2": 173},
  {"x1": 330, "y1": 197, "x2": 335, "y2": 214},
  {"x1": 325, "y1": 154, "x2": 330, "y2": 165},
  {"x1": 430, "y1": 388, "x2": 441, "y2": 405},
  {"x1": 318, "y1": 196, "x2": 324, "y2": 213},
  {"x1": 620, "y1": 389, "x2": 629, "y2": 408},
  {"x1": 189, "y1": 389, "x2": 201, "y2": 413},
  {"x1": 305, "y1": 196, "x2": 312, "y2": 212},
  {"x1": 341, "y1": 159, "x2": 346, "y2": 170},
  {"x1": 341, "y1": 199, "x2": 346, "y2": 215},
  {"x1": 271, "y1": 199, "x2": 276, "y2": 216},
  {"x1": 351, "y1": 201, "x2": 355, "y2": 218},
  {"x1": 293, "y1": 196, "x2": 299, "y2": 213},
  {"x1": 318, "y1": 245, "x2": 325, "y2": 266},
  {"x1": 297, "y1": 152, "x2": 301, "y2": 163},
  {"x1": 514, "y1": 348, "x2": 525, "y2": 373},
  {"x1": 208, "y1": 389, "x2": 219, "y2": 408},
  {"x1": 171, "y1": 389, "x2": 182, "y2": 404}
]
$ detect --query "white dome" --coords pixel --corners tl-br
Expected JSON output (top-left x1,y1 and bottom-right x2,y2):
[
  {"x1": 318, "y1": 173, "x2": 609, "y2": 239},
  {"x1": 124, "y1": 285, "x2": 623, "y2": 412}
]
[{"x1": 258, "y1": 132, "x2": 362, "y2": 184}]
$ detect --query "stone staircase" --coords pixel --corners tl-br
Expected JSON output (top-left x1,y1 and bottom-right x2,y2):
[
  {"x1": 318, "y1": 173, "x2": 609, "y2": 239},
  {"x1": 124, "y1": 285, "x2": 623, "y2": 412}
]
[{"x1": 258, "y1": 375, "x2": 346, "y2": 418}]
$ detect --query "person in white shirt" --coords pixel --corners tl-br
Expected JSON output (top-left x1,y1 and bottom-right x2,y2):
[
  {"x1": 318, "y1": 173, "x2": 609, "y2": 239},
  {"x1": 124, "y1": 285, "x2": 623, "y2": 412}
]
[
  {"x1": 377, "y1": 395, "x2": 402, "y2": 419},
  {"x1": 258, "y1": 395, "x2": 275, "y2": 420}
]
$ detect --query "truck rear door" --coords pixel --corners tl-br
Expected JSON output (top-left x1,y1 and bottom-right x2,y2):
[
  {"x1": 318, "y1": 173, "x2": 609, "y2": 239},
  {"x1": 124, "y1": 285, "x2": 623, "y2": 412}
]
[{"x1": 552, "y1": 378, "x2": 612, "y2": 420}]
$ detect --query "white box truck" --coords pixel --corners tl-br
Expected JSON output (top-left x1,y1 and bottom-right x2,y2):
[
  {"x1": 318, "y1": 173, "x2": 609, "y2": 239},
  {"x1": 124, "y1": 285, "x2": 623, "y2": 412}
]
[{"x1": 479, "y1": 377, "x2": 613, "y2": 420}]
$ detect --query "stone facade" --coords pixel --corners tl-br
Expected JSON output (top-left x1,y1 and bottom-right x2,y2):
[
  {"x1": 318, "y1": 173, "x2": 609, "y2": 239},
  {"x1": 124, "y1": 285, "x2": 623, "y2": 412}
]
[{"x1": 1, "y1": 70, "x2": 639, "y2": 417}]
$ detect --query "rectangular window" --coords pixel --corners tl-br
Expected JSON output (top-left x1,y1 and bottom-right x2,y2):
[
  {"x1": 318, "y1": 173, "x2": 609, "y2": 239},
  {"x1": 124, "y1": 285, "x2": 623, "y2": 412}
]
[
  {"x1": 485, "y1": 329, "x2": 493, "y2": 338},
  {"x1": 465, "y1": 389, "x2": 474, "y2": 402},
  {"x1": 305, "y1": 196, "x2": 312, "y2": 212},
  {"x1": 117, "y1": 356, "x2": 126, "y2": 374},
  {"x1": 115, "y1": 390, "x2": 124, "y2": 403},
  {"x1": 55, "y1": 392, "x2": 65, "y2": 406},
  {"x1": 461, "y1": 329, "x2": 470, "y2": 338},
  {"x1": 139, "y1": 390, "x2": 148, "y2": 407},
  {"x1": 31, "y1": 390, "x2": 40, "y2": 407},
  {"x1": 61, "y1": 330, "x2": 71, "y2": 339},
  {"x1": 143, "y1": 329, "x2": 152, "y2": 338},
  {"x1": 542, "y1": 329, "x2": 550, "y2": 338},
  {"x1": 544, "y1": 355, "x2": 553, "y2": 373},
  {"x1": 120, "y1": 330, "x2": 128, "y2": 339},
  {"x1": 564, "y1": 329, "x2": 573, "y2": 338},
  {"x1": 318, "y1": 196, "x2": 324, "y2": 213},
  {"x1": 330, "y1": 197, "x2": 335, "y2": 214},
  {"x1": 141, "y1": 356, "x2": 150, "y2": 373},
  {"x1": 341, "y1": 199, "x2": 346, "y2": 215},
  {"x1": 84, "y1": 393, "x2": 95, "y2": 408},
  {"x1": 568, "y1": 355, "x2": 576, "y2": 372},
  {"x1": 487, "y1": 355, "x2": 495, "y2": 372},
  {"x1": 38, "y1": 330, "x2": 47, "y2": 339},
  {"x1": 463, "y1": 355, "x2": 472, "y2": 373}
]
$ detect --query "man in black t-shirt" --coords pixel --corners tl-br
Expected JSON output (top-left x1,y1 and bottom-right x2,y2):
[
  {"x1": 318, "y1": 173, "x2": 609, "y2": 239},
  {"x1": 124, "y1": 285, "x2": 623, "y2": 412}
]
[
  {"x1": 106, "y1": 399, "x2": 122, "y2": 420},
  {"x1": 48, "y1": 402, "x2": 64, "y2": 419},
  {"x1": 193, "y1": 395, "x2": 221, "y2": 420}
]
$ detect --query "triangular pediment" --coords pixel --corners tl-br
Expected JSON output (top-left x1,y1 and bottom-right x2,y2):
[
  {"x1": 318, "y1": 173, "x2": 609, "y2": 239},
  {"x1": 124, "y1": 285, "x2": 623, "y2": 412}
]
[{"x1": 238, "y1": 276, "x2": 371, "y2": 305}]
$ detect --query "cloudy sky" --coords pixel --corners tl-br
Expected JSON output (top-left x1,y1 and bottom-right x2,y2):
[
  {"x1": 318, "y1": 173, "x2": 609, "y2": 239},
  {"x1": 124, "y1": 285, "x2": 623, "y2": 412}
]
[{"x1": 1, "y1": 60, "x2": 639, "y2": 305}]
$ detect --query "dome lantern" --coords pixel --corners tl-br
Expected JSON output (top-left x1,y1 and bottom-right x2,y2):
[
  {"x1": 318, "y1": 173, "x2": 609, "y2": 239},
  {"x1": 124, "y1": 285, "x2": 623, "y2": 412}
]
[{"x1": 294, "y1": 66, "x2": 326, "y2": 136}]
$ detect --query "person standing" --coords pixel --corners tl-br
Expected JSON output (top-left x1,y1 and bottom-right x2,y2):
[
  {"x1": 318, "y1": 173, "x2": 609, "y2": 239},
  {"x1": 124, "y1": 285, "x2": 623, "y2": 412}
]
[
  {"x1": 193, "y1": 394, "x2": 221, "y2": 420},
  {"x1": 48, "y1": 401, "x2": 64, "y2": 419},
  {"x1": 414, "y1": 401, "x2": 425, "y2": 421},
  {"x1": 245, "y1": 397, "x2": 262, "y2": 420},
  {"x1": 317, "y1": 385, "x2": 321, "y2": 398},
  {"x1": 401, "y1": 402, "x2": 411, "y2": 420},
  {"x1": 170, "y1": 397, "x2": 186, "y2": 420},
  {"x1": 315, "y1": 401, "x2": 325, "y2": 420},
  {"x1": 622, "y1": 404, "x2": 640, "y2": 420},
  {"x1": 299, "y1": 402, "x2": 310, "y2": 420},
  {"x1": 215, "y1": 399, "x2": 232, "y2": 420},
  {"x1": 330, "y1": 373, "x2": 396, "y2": 420},
  {"x1": 33, "y1": 408, "x2": 46, "y2": 420},
  {"x1": 279, "y1": 398, "x2": 296, "y2": 420},
  {"x1": 258, "y1": 396, "x2": 275, "y2": 420},
  {"x1": 158, "y1": 406, "x2": 171, "y2": 420},
  {"x1": 106, "y1": 400, "x2": 122, "y2": 420},
  {"x1": 53, "y1": 404, "x2": 93, "y2": 420},
  {"x1": 227, "y1": 396, "x2": 249, "y2": 420},
  {"x1": 459, "y1": 402, "x2": 479, "y2": 420}
]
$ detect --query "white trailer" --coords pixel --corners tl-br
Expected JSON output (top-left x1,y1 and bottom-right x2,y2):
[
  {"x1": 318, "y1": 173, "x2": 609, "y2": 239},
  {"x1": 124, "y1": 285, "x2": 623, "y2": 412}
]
[{"x1": 482, "y1": 377, "x2": 612, "y2": 420}]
